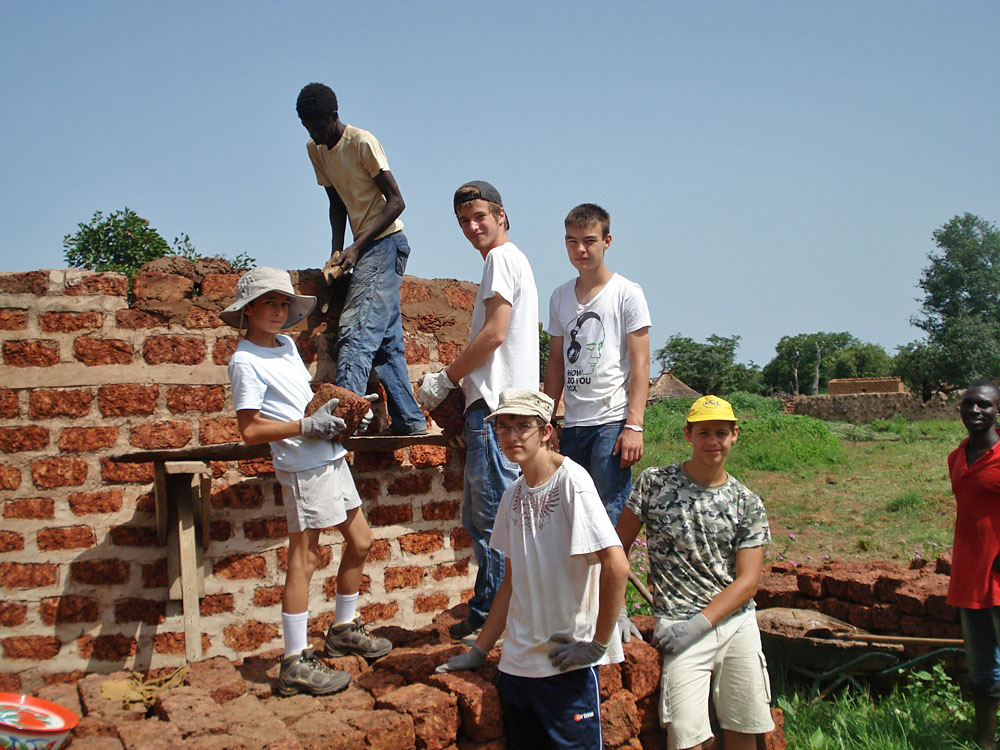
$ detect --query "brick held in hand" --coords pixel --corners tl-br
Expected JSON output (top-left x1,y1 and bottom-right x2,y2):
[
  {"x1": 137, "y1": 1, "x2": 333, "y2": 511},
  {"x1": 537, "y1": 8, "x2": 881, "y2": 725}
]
[
  {"x1": 430, "y1": 388, "x2": 465, "y2": 437},
  {"x1": 304, "y1": 384, "x2": 371, "y2": 440}
]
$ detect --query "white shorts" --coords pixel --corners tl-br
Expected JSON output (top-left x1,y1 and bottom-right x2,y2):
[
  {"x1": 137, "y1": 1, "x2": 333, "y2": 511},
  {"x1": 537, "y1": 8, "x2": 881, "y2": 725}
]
[
  {"x1": 659, "y1": 608, "x2": 774, "y2": 749},
  {"x1": 274, "y1": 457, "x2": 361, "y2": 533}
]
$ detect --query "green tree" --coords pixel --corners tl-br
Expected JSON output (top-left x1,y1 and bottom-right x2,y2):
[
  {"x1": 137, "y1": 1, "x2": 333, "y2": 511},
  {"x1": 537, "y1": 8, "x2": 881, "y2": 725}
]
[
  {"x1": 63, "y1": 207, "x2": 170, "y2": 276},
  {"x1": 538, "y1": 323, "x2": 551, "y2": 382},
  {"x1": 900, "y1": 213, "x2": 1000, "y2": 395},
  {"x1": 828, "y1": 342, "x2": 892, "y2": 380},
  {"x1": 762, "y1": 332, "x2": 856, "y2": 395},
  {"x1": 654, "y1": 333, "x2": 762, "y2": 395}
]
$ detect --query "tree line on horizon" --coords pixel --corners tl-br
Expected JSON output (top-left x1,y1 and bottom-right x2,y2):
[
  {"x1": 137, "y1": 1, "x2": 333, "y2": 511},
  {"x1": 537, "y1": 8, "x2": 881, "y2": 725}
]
[{"x1": 655, "y1": 213, "x2": 1000, "y2": 401}]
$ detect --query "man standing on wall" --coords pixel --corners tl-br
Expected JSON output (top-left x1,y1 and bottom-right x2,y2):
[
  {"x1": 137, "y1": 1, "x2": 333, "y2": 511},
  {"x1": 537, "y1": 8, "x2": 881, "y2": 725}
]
[
  {"x1": 295, "y1": 82, "x2": 427, "y2": 436},
  {"x1": 416, "y1": 181, "x2": 539, "y2": 640}
]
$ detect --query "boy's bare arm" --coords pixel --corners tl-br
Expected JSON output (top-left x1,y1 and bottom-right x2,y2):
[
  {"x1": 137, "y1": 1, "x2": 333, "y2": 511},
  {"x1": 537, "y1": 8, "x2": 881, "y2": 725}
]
[
  {"x1": 594, "y1": 544, "x2": 630, "y2": 645},
  {"x1": 445, "y1": 294, "x2": 512, "y2": 383},
  {"x1": 542, "y1": 334, "x2": 565, "y2": 406},
  {"x1": 474, "y1": 560, "x2": 513, "y2": 651},
  {"x1": 236, "y1": 409, "x2": 301, "y2": 444},
  {"x1": 615, "y1": 508, "x2": 643, "y2": 559},
  {"x1": 333, "y1": 170, "x2": 405, "y2": 275},
  {"x1": 615, "y1": 327, "x2": 650, "y2": 467},
  {"x1": 700, "y1": 545, "x2": 765, "y2": 626},
  {"x1": 325, "y1": 186, "x2": 348, "y2": 255}
]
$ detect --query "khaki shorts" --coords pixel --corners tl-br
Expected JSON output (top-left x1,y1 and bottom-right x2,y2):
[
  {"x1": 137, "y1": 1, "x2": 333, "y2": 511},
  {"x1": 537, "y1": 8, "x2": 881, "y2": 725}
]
[
  {"x1": 275, "y1": 457, "x2": 361, "y2": 533},
  {"x1": 659, "y1": 608, "x2": 774, "y2": 749}
]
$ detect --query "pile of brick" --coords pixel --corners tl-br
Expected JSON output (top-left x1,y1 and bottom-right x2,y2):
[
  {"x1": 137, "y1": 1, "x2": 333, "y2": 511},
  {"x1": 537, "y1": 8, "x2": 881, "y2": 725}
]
[
  {"x1": 31, "y1": 608, "x2": 784, "y2": 750},
  {"x1": 756, "y1": 554, "x2": 958, "y2": 639}
]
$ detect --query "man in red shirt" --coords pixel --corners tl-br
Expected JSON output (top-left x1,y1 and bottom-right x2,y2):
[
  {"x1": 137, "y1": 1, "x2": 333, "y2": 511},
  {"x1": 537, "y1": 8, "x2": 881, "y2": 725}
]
[{"x1": 947, "y1": 380, "x2": 1000, "y2": 750}]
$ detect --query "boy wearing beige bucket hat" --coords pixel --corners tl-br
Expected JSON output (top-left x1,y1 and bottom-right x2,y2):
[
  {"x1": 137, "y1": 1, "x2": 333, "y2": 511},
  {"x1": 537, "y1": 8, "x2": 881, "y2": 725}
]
[{"x1": 224, "y1": 267, "x2": 391, "y2": 697}]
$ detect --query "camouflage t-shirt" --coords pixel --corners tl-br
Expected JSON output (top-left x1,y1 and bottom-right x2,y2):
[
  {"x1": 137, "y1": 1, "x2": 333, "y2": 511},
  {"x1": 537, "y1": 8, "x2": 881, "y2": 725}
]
[{"x1": 626, "y1": 463, "x2": 770, "y2": 619}]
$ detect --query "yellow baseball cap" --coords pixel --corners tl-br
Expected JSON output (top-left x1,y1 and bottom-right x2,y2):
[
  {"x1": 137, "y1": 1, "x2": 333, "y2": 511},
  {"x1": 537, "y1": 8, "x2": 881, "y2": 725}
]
[{"x1": 686, "y1": 395, "x2": 737, "y2": 423}]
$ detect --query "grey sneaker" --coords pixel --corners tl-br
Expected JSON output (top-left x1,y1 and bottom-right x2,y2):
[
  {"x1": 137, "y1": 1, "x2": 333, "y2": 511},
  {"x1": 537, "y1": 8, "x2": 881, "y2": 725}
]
[
  {"x1": 448, "y1": 618, "x2": 482, "y2": 641},
  {"x1": 324, "y1": 615, "x2": 393, "y2": 659},
  {"x1": 278, "y1": 647, "x2": 351, "y2": 696}
]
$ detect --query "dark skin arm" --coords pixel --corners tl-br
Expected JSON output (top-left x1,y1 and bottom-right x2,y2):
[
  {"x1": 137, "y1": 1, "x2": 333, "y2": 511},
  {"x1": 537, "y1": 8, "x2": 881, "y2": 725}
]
[{"x1": 322, "y1": 170, "x2": 405, "y2": 280}]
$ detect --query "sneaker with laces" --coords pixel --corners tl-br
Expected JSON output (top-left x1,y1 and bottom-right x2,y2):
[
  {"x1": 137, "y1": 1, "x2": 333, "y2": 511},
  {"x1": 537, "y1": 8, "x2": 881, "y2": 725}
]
[
  {"x1": 324, "y1": 615, "x2": 393, "y2": 659},
  {"x1": 448, "y1": 618, "x2": 482, "y2": 641},
  {"x1": 278, "y1": 646, "x2": 351, "y2": 696}
]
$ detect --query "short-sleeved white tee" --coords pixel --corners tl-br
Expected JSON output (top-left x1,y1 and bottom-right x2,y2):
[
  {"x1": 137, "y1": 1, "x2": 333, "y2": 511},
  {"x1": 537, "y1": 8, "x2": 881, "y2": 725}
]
[
  {"x1": 489, "y1": 457, "x2": 625, "y2": 678},
  {"x1": 306, "y1": 125, "x2": 404, "y2": 242},
  {"x1": 228, "y1": 334, "x2": 346, "y2": 472},
  {"x1": 547, "y1": 273, "x2": 651, "y2": 427},
  {"x1": 463, "y1": 242, "x2": 539, "y2": 410}
]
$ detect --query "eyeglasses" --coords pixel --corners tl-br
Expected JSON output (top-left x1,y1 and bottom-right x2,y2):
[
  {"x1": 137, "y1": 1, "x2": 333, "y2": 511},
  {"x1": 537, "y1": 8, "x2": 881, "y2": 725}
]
[{"x1": 495, "y1": 422, "x2": 542, "y2": 437}]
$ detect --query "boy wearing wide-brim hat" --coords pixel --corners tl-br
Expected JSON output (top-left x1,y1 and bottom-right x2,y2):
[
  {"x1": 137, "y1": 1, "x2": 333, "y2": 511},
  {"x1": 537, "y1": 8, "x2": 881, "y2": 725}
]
[
  {"x1": 222, "y1": 267, "x2": 391, "y2": 697},
  {"x1": 616, "y1": 395, "x2": 773, "y2": 750},
  {"x1": 436, "y1": 388, "x2": 629, "y2": 749}
]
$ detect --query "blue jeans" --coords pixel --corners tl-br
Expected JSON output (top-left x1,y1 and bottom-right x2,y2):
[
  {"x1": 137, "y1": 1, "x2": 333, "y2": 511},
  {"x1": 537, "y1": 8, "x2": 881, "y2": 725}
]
[
  {"x1": 335, "y1": 231, "x2": 426, "y2": 434},
  {"x1": 961, "y1": 607, "x2": 1000, "y2": 697},
  {"x1": 463, "y1": 403, "x2": 518, "y2": 626},
  {"x1": 559, "y1": 421, "x2": 632, "y2": 525}
]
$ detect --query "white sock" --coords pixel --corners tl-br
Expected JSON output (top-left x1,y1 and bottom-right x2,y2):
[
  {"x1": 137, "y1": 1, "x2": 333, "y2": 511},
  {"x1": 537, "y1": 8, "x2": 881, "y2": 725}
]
[
  {"x1": 282, "y1": 610, "x2": 309, "y2": 657},
  {"x1": 334, "y1": 592, "x2": 359, "y2": 625}
]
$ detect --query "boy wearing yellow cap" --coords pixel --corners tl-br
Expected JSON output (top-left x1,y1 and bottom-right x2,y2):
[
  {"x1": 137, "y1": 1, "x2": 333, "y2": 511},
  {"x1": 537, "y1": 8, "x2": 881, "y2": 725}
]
[{"x1": 616, "y1": 396, "x2": 773, "y2": 750}]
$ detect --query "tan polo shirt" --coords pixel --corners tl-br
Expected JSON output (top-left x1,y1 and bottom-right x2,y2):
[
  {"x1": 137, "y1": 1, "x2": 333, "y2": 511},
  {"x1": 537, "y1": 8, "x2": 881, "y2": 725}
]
[{"x1": 306, "y1": 124, "x2": 404, "y2": 241}]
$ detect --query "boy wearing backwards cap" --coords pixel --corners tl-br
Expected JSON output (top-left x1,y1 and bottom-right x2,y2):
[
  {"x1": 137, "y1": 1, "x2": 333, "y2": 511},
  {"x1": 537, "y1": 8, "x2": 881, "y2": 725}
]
[
  {"x1": 222, "y1": 267, "x2": 391, "y2": 697},
  {"x1": 437, "y1": 388, "x2": 629, "y2": 749},
  {"x1": 616, "y1": 396, "x2": 773, "y2": 750},
  {"x1": 417, "y1": 181, "x2": 539, "y2": 640}
]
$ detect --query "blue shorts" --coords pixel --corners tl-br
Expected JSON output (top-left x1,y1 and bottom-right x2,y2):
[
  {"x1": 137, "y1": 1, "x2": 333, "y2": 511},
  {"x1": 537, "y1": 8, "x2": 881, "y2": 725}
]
[{"x1": 498, "y1": 667, "x2": 603, "y2": 749}]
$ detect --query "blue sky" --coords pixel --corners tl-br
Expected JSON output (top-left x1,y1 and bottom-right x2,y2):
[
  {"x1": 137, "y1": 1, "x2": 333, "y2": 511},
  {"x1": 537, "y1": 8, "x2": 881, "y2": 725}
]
[{"x1": 1, "y1": 1, "x2": 997, "y2": 367}]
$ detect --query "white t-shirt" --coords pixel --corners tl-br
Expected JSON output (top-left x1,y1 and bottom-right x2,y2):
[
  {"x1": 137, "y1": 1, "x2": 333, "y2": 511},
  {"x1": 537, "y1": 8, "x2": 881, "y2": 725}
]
[
  {"x1": 546, "y1": 273, "x2": 651, "y2": 427},
  {"x1": 463, "y1": 242, "x2": 539, "y2": 410},
  {"x1": 489, "y1": 457, "x2": 625, "y2": 678},
  {"x1": 228, "y1": 334, "x2": 346, "y2": 472}
]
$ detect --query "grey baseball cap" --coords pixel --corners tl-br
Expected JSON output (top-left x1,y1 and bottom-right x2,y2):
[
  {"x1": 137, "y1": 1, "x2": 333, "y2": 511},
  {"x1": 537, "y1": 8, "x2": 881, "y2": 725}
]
[{"x1": 454, "y1": 180, "x2": 510, "y2": 229}]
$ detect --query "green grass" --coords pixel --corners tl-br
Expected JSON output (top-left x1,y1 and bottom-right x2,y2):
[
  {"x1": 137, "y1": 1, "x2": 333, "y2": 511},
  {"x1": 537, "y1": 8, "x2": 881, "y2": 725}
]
[{"x1": 773, "y1": 665, "x2": 975, "y2": 749}]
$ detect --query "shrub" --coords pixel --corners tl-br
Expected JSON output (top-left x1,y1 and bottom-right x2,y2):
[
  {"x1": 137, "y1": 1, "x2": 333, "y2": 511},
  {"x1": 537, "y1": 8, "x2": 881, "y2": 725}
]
[{"x1": 63, "y1": 207, "x2": 170, "y2": 277}]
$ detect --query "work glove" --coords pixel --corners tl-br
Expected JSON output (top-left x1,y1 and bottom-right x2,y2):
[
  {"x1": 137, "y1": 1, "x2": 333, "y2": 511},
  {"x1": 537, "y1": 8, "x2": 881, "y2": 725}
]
[
  {"x1": 417, "y1": 370, "x2": 457, "y2": 410},
  {"x1": 618, "y1": 605, "x2": 643, "y2": 644},
  {"x1": 546, "y1": 633, "x2": 608, "y2": 671},
  {"x1": 435, "y1": 644, "x2": 487, "y2": 673},
  {"x1": 300, "y1": 398, "x2": 346, "y2": 440},
  {"x1": 359, "y1": 394, "x2": 379, "y2": 433},
  {"x1": 652, "y1": 613, "x2": 712, "y2": 655}
]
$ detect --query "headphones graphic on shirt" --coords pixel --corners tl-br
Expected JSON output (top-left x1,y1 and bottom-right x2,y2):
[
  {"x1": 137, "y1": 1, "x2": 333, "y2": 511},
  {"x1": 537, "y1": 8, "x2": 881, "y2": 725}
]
[{"x1": 566, "y1": 312, "x2": 601, "y2": 364}]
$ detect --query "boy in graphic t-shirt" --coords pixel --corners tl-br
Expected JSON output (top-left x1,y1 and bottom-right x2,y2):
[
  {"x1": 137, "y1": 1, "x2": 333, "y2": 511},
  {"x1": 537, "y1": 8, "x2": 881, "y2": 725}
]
[
  {"x1": 543, "y1": 203, "x2": 651, "y2": 527},
  {"x1": 436, "y1": 389, "x2": 629, "y2": 749}
]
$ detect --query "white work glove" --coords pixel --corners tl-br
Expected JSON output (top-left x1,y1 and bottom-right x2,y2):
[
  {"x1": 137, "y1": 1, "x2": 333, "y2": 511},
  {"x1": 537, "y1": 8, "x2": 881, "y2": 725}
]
[
  {"x1": 618, "y1": 605, "x2": 643, "y2": 644},
  {"x1": 417, "y1": 370, "x2": 457, "y2": 410},
  {"x1": 435, "y1": 644, "x2": 487, "y2": 673},
  {"x1": 299, "y1": 398, "x2": 346, "y2": 440},
  {"x1": 359, "y1": 394, "x2": 379, "y2": 432},
  {"x1": 547, "y1": 633, "x2": 608, "y2": 671},
  {"x1": 652, "y1": 613, "x2": 712, "y2": 655}
]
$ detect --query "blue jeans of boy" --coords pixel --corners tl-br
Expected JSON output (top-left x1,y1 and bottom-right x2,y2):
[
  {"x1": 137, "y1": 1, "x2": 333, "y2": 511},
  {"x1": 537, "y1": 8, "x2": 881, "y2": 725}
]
[
  {"x1": 335, "y1": 231, "x2": 426, "y2": 434},
  {"x1": 463, "y1": 402, "x2": 518, "y2": 627},
  {"x1": 961, "y1": 607, "x2": 1000, "y2": 697},
  {"x1": 559, "y1": 421, "x2": 632, "y2": 525}
]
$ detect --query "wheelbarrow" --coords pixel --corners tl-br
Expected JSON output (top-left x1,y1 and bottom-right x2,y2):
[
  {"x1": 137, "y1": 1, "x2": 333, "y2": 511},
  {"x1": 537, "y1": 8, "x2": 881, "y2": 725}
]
[{"x1": 756, "y1": 607, "x2": 964, "y2": 700}]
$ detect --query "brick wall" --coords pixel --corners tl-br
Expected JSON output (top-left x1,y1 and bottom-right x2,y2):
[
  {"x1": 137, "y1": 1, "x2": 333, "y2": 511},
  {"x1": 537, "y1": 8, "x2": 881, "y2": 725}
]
[
  {"x1": 790, "y1": 391, "x2": 960, "y2": 423},
  {"x1": 826, "y1": 377, "x2": 905, "y2": 395},
  {"x1": 0, "y1": 266, "x2": 479, "y2": 679}
]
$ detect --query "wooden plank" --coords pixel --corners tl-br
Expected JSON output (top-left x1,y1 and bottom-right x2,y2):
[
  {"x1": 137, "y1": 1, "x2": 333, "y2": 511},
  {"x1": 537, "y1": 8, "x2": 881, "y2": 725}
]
[
  {"x1": 153, "y1": 462, "x2": 168, "y2": 546},
  {"x1": 164, "y1": 461, "x2": 210, "y2": 475},
  {"x1": 171, "y1": 473, "x2": 203, "y2": 661},
  {"x1": 199, "y1": 473, "x2": 211, "y2": 550},
  {"x1": 108, "y1": 433, "x2": 454, "y2": 464}
]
